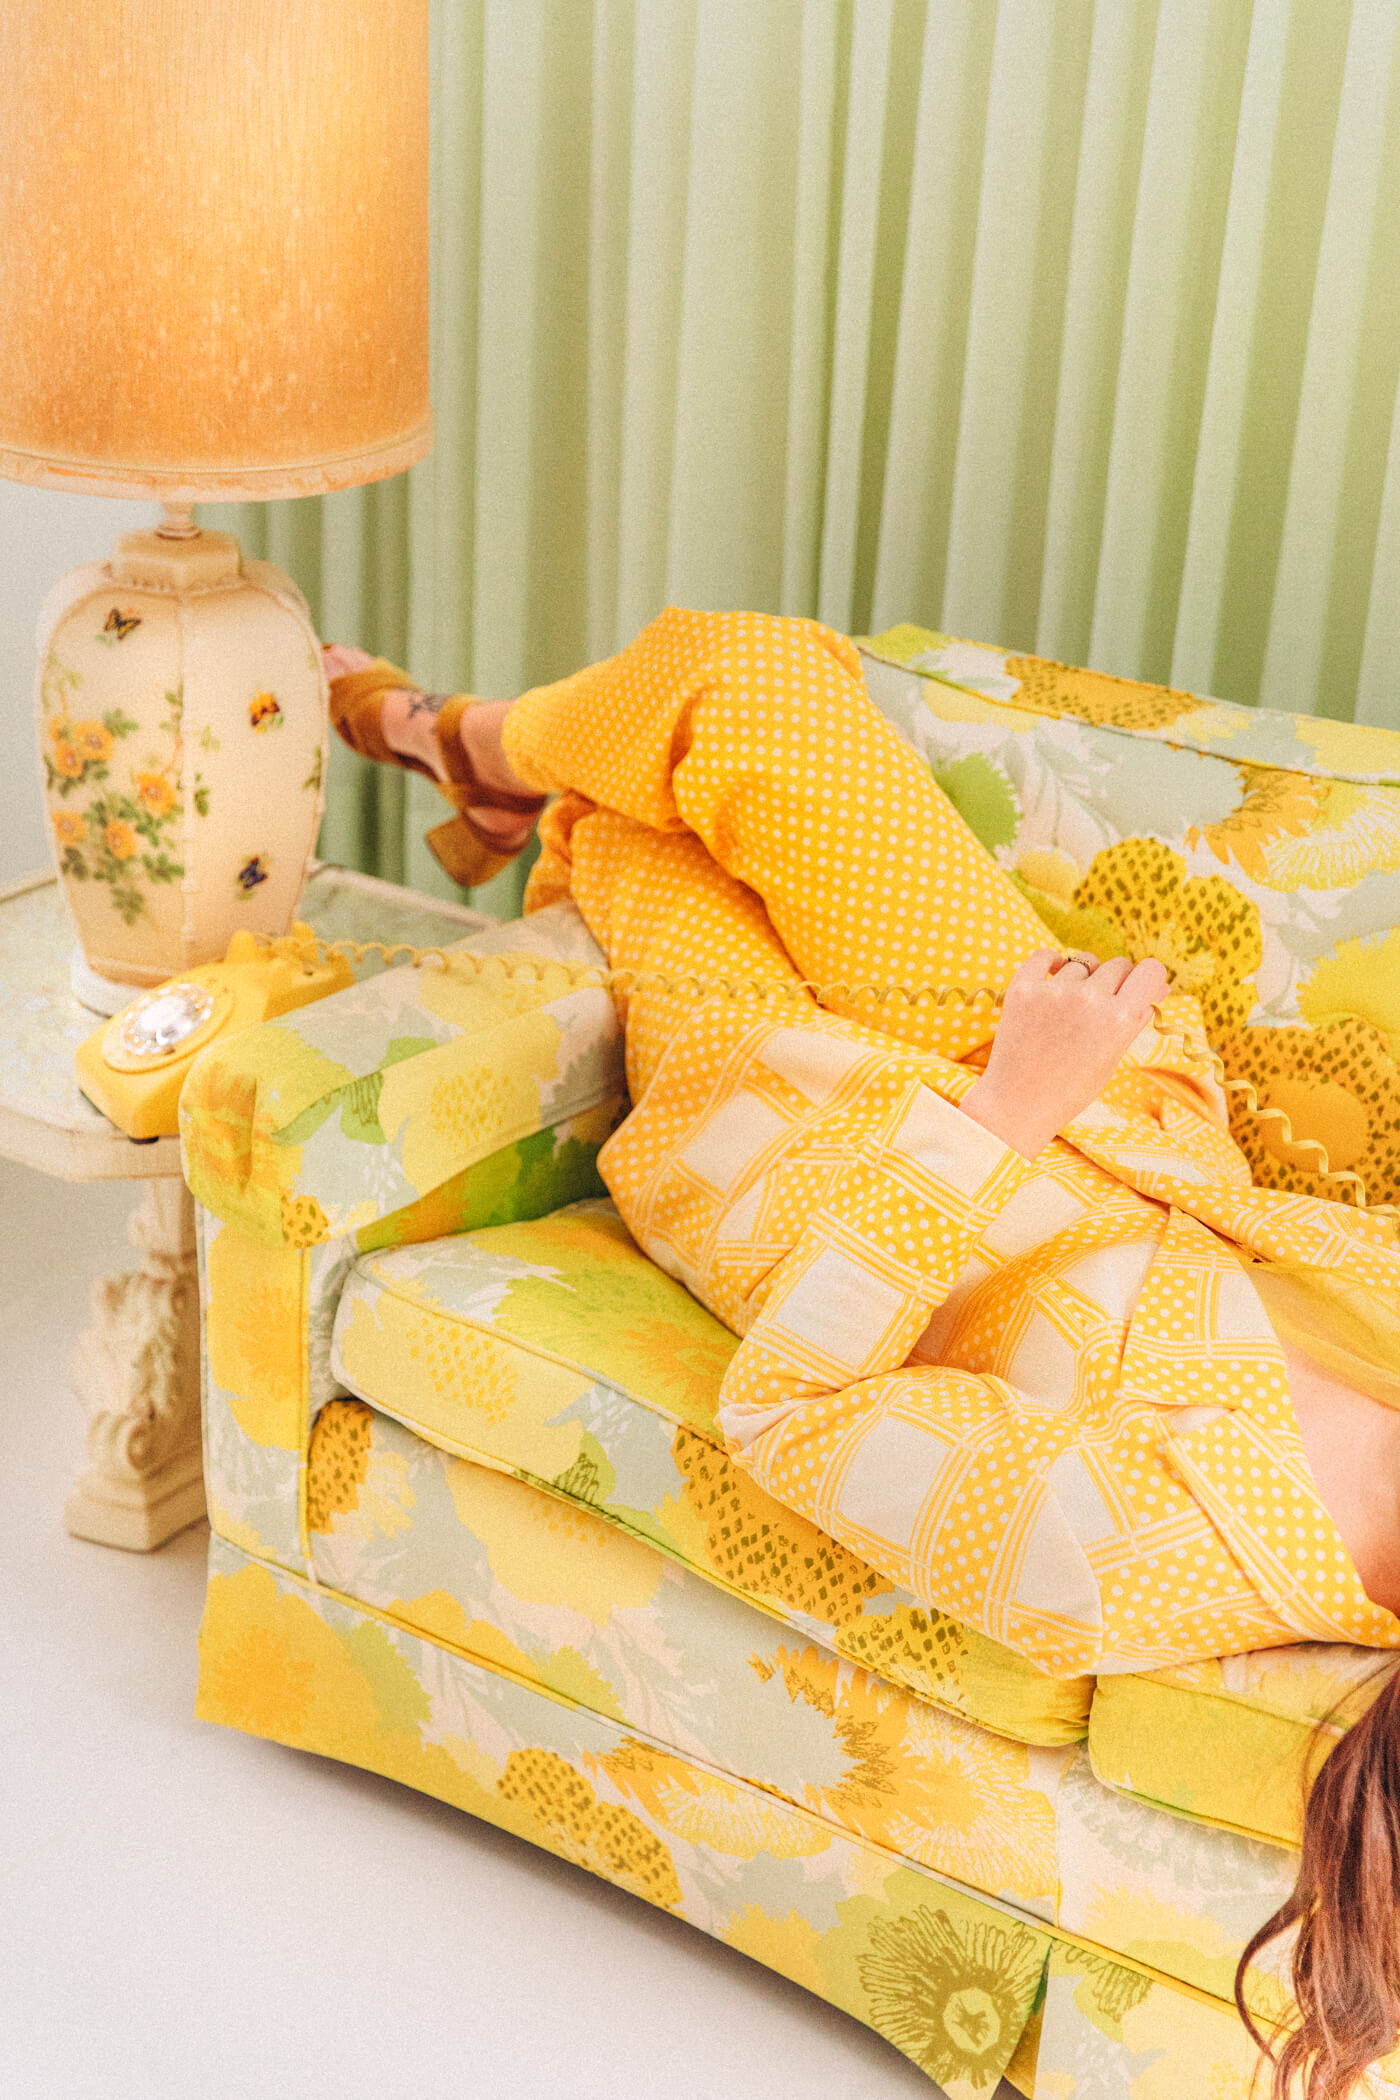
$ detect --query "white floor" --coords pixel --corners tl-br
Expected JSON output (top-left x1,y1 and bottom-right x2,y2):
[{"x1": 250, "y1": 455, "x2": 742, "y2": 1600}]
[{"x1": 0, "y1": 1156, "x2": 1004, "y2": 2100}]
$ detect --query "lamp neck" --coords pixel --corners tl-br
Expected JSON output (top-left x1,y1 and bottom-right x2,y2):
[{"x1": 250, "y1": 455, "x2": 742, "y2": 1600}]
[{"x1": 155, "y1": 502, "x2": 201, "y2": 541}]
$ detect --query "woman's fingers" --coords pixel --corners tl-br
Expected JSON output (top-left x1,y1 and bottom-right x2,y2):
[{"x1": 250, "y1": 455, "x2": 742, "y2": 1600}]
[
  {"x1": 1121, "y1": 957, "x2": 1170, "y2": 1006},
  {"x1": 1083, "y1": 955, "x2": 1133, "y2": 995},
  {"x1": 1009, "y1": 948, "x2": 1171, "y2": 1015},
  {"x1": 1012, "y1": 948, "x2": 1067, "y2": 989}
]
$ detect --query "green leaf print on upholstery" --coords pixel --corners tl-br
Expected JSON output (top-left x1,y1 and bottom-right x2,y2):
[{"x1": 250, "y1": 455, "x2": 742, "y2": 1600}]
[
  {"x1": 180, "y1": 901, "x2": 627, "y2": 1247},
  {"x1": 931, "y1": 754, "x2": 1020, "y2": 851}
]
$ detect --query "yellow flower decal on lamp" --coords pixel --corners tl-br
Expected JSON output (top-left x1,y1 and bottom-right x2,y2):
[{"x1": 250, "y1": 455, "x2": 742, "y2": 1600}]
[
  {"x1": 249, "y1": 691, "x2": 283, "y2": 731},
  {"x1": 71, "y1": 718, "x2": 114, "y2": 763},
  {"x1": 135, "y1": 770, "x2": 177, "y2": 817},
  {"x1": 51, "y1": 808, "x2": 86, "y2": 848},
  {"x1": 103, "y1": 819, "x2": 138, "y2": 860}
]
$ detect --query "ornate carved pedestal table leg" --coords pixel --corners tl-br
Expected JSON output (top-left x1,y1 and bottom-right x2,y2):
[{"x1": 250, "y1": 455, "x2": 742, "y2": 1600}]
[
  {"x1": 64, "y1": 1177, "x2": 204, "y2": 1551},
  {"x1": 1, "y1": 862, "x2": 492, "y2": 1550}
]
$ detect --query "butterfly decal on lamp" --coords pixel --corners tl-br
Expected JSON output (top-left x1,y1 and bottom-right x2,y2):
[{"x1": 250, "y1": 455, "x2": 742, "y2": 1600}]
[
  {"x1": 236, "y1": 855, "x2": 270, "y2": 893},
  {"x1": 97, "y1": 607, "x2": 141, "y2": 643}
]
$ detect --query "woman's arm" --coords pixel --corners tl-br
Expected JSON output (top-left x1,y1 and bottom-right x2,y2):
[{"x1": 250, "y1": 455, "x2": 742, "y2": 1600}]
[{"x1": 961, "y1": 947, "x2": 1169, "y2": 1157}]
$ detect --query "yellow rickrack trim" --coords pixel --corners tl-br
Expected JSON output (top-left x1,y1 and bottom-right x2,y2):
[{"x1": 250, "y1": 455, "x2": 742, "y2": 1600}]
[{"x1": 260, "y1": 933, "x2": 1399, "y2": 1220}]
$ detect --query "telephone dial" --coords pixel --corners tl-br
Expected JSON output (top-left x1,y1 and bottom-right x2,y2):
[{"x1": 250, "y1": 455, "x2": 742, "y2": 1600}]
[{"x1": 75, "y1": 923, "x2": 353, "y2": 1139}]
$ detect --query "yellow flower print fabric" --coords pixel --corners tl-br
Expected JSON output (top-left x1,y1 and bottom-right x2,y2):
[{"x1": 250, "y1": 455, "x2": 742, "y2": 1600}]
[
  {"x1": 306, "y1": 1396, "x2": 1066, "y2": 1908},
  {"x1": 180, "y1": 902, "x2": 625, "y2": 1248},
  {"x1": 201, "y1": 1524, "x2": 1331, "y2": 2098},
  {"x1": 861, "y1": 626, "x2": 1400, "y2": 1211},
  {"x1": 328, "y1": 1198, "x2": 1092, "y2": 1744},
  {"x1": 197, "y1": 1490, "x2": 1338, "y2": 2095},
  {"x1": 197, "y1": 1534, "x2": 1054, "y2": 2099}
]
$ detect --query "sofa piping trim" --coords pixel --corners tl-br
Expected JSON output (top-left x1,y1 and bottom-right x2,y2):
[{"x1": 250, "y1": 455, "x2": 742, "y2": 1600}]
[{"x1": 857, "y1": 640, "x2": 1400, "y2": 789}]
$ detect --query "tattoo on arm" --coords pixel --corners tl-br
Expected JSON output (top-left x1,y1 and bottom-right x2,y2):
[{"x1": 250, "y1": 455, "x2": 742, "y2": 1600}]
[{"x1": 404, "y1": 689, "x2": 452, "y2": 720}]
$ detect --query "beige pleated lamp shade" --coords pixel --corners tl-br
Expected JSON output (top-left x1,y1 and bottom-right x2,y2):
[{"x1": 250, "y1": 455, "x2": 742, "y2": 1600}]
[{"x1": 0, "y1": 0, "x2": 430, "y2": 501}]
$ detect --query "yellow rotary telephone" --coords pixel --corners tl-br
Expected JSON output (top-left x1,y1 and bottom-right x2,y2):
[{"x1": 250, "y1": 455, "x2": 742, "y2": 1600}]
[{"x1": 75, "y1": 924, "x2": 353, "y2": 1139}]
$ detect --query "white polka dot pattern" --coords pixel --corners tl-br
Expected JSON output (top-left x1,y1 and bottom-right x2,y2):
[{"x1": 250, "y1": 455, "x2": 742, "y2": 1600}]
[{"x1": 505, "y1": 607, "x2": 1400, "y2": 1676}]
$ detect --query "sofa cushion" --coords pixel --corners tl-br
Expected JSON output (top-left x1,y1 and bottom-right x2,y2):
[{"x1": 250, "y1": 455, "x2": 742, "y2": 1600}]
[
  {"x1": 301, "y1": 1396, "x2": 1307, "y2": 2009},
  {"x1": 182, "y1": 900, "x2": 624, "y2": 1248},
  {"x1": 1088, "y1": 1644, "x2": 1400, "y2": 1848},
  {"x1": 305, "y1": 1399, "x2": 1077, "y2": 1921},
  {"x1": 328, "y1": 1197, "x2": 1093, "y2": 1745},
  {"x1": 858, "y1": 629, "x2": 1400, "y2": 1211}
]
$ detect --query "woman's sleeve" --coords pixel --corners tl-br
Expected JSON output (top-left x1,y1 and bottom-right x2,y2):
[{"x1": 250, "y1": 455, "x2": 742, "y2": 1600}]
[{"x1": 712, "y1": 1079, "x2": 1043, "y2": 1616}]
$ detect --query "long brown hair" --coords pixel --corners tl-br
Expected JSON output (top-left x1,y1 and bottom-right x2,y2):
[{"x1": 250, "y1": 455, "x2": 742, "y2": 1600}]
[{"x1": 1236, "y1": 1663, "x2": 1400, "y2": 2099}]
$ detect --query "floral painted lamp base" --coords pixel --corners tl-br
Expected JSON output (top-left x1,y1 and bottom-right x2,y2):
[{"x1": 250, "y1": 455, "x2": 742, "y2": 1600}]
[{"x1": 37, "y1": 525, "x2": 328, "y2": 997}]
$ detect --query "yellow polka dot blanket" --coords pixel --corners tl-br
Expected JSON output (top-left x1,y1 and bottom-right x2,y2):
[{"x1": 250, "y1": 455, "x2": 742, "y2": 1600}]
[{"x1": 502, "y1": 607, "x2": 1400, "y2": 1679}]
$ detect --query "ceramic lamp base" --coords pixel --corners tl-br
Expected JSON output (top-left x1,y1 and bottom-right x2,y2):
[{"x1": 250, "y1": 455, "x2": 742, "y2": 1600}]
[
  {"x1": 36, "y1": 523, "x2": 329, "y2": 986},
  {"x1": 69, "y1": 945, "x2": 144, "y2": 1017}
]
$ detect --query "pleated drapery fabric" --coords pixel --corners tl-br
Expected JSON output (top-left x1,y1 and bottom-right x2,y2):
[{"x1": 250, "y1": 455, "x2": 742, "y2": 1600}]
[{"x1": 204, "y1": 0, "x2": 1400, "y2": 913}]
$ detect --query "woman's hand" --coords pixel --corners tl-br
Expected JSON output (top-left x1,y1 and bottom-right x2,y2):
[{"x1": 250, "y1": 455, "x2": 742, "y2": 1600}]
[{"x1": 961, "y1": 948, "x2": 1169, "y2": 1159}]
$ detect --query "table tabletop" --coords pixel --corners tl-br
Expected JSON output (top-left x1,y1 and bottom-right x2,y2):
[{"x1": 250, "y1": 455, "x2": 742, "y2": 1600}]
[{"x1": 0, "y1": 862, "x2": 493, "y2": 1183}]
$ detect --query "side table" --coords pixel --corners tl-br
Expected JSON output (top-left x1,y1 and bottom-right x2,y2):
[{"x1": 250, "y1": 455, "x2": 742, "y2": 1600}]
[{"x1": 1, "y1": 861, "x2": 493, "y2": 1551}]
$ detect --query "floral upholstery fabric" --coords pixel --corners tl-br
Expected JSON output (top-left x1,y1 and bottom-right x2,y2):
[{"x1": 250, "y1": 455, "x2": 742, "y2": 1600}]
[
  {"x1": 1089, "y1": 1642, "x2": 1400, "y2": 1848},
  {"x1": 181, "y1": 901, "x2": 624, "y2": 1249},
  {"x1": 198, "y1": 1535, "x2": 1056, "y2": 2099},
  {"x1": 859, "y1": 630, "x2": 1400, "y2": 1213},
  {"x1": 303, "y1": 1397, "x2": 1308, "y2": 1994},
  {"x1": 191, "y1": 630, "x2": 1400, "y2": 2095},
  {"x1": 328, "y1": 1197, "x2": 1091, "y2": 1746}
]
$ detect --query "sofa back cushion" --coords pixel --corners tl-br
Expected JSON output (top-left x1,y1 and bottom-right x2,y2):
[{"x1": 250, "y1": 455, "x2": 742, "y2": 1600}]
[{"x1": 860, "y1": 628, "x2": 1400, "y2": 1211}]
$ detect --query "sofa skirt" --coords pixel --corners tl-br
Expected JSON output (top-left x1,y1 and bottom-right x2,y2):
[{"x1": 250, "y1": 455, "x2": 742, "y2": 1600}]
[{"x1": 196, "y1": 1532, "x2": 1294, "y2": 2100}]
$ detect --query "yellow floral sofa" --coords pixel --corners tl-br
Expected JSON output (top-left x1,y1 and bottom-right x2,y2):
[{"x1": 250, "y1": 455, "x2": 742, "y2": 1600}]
[{"x1": 182, "y1": 631, "x2": 1400, "y2": 2100}]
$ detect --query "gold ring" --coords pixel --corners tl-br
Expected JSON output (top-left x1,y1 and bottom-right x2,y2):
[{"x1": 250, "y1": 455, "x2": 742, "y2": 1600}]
[{"x1": 1060, "y1": 952, "x2": 1094, "y2": 974}]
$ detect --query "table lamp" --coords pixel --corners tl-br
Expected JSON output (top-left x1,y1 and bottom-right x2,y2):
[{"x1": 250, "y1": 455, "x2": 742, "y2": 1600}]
[{"x1": 0, "y1": 0, "x2": 430, "y2": 1012}]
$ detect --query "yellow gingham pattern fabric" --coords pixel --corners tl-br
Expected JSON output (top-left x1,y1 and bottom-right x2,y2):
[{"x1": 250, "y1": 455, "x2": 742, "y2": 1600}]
[{"x1": 505, "y1": 607, "x2": 1400, "y2": 1677}]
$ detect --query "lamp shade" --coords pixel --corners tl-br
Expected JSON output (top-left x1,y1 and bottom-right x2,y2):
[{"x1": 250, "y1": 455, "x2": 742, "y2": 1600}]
[{"x1": 0, "y1": 0, "x2": 429, "y2": 502}]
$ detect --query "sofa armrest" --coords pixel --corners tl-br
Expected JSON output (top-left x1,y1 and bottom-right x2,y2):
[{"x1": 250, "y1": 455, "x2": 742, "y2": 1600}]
[{"x1": 181, "y1": 901, "x2": 625, "y2": 1250}]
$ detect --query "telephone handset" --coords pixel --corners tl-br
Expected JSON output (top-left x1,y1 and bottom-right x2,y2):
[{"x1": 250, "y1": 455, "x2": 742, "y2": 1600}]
[{"x1": 75, "y1": 923, "x2": 353, "y2": 1139}]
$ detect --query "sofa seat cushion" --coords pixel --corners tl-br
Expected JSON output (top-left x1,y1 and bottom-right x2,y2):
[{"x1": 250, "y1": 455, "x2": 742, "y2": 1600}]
[
  {"x1": 302, "y1": 1395, "x2": 1302, "y2": 2005},
  {"x1": 328, "y1": 1197, "x2": 1093, "y2": 1745},
  {"x1": 1089, "y1": 1644, "x2": 1400, "y2": 1848}
]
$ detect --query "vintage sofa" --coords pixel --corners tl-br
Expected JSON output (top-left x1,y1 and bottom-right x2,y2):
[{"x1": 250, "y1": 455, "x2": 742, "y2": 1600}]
[{"x1": 182, "y1": 628, "x2": 1400, "y2": 2099}]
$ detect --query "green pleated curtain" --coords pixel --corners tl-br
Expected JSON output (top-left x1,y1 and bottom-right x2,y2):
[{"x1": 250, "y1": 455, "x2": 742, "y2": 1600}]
[{"x1": 203, "y1": 0, "x2": 1400, "y2": 917}]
